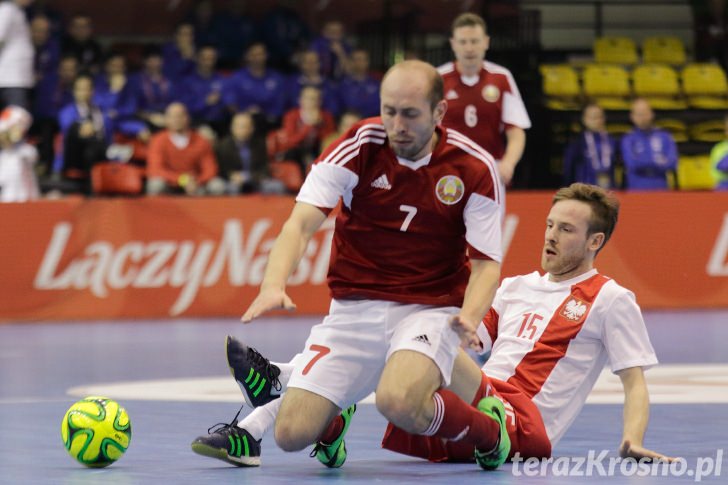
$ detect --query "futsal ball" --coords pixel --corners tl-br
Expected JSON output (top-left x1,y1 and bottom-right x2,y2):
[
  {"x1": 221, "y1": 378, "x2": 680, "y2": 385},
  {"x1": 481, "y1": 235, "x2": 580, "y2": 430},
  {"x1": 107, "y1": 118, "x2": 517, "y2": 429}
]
[{"x1": 61, "y1": 396, "x2": 132, "y2": 467}]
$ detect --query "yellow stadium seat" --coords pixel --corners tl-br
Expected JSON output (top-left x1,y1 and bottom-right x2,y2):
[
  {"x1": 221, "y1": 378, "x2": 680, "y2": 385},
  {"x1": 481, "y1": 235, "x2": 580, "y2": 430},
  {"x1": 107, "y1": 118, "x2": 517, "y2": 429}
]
[
  {"x1": 681, "y1": 63, "x2": 728, "y2": 109},
  {"x1": 594, "y1": 36, "x2": 639, "y2": 65},
  {"x1": 539, "y1": 64, "x2": 582, "y2": 110},
  {"x1": 654, "y1": 118, "x2": 689, "y2": 142},
  {"x1": 582, "y1": 64, "x2": 632, "y2": 110},
  {"x1": 678, "y1": 155, "x2": 716, "y2": 190},
  {"x1": 690, "y1": 119, "x2": 727, "y2": 143},
  {"x1": 631, "y1": 64, "x2": 687, "y2": 110},
  {"x1": 642, "y1": 36, "x2": 687, "y2": 66}
]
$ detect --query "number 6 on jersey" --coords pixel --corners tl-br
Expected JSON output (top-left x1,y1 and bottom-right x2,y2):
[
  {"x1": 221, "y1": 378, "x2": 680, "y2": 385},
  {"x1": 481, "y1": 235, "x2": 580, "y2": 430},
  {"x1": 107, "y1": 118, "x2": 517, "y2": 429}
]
[{"x1": 399, "y1": 205, "x2": 418, "y2": 232}]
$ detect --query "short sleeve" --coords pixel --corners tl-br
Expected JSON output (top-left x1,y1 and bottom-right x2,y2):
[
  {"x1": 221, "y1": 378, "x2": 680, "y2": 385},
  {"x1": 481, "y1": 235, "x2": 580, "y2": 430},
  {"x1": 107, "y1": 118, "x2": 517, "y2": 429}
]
[{"x1": 601, "y1": 289, "x2": 659, "y2": 373}]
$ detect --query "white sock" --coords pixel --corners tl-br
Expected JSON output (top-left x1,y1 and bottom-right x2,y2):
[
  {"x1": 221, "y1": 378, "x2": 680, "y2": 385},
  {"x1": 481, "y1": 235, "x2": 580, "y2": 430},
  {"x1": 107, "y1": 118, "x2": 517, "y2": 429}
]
[
  {"x1": 273, "y1": 353, "x2": 304, "y2": 395},
  {"x1": 237, "y1": 398, "x2": 283, "y2": 441}
]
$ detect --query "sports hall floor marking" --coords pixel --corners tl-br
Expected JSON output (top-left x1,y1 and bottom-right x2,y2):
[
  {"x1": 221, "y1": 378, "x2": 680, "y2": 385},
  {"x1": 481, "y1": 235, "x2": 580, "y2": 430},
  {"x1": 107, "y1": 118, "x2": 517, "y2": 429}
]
[{"x1": 66, "y1": 363, "x2": 728, "y2": 404}]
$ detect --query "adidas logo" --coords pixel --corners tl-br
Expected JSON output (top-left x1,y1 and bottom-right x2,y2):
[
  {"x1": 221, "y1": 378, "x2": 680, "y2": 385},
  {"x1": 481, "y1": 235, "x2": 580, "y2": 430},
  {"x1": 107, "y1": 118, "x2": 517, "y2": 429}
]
[
  {"x1": 445, "y1": 89, "x2": 459, "y2": 100},
  {"x1": 371, "y1": 174, "x2": 392, "y2": 190},
  {"x1": 413, "y1": 334, "x2": 431, "y2": 345}
]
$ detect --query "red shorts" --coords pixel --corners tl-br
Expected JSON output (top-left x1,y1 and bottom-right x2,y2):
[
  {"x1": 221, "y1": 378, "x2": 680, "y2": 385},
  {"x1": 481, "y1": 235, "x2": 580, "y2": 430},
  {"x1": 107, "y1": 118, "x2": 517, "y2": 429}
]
[{"x1": 381, "y1": 373, "x2": 552, "y2": 462}]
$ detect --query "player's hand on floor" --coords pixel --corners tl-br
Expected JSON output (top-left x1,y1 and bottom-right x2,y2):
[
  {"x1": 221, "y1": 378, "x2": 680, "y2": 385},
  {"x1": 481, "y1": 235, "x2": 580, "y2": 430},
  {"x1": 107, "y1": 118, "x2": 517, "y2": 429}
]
[
  {"x1": 241, "y1": 288, "x2": 297, "y2": 323},
  {"x1": 619, "y1": 440, "x2": 677, "y2": 463},
  {"x1": 449, "y1": 315, "x2": 482, "y2": 351}
]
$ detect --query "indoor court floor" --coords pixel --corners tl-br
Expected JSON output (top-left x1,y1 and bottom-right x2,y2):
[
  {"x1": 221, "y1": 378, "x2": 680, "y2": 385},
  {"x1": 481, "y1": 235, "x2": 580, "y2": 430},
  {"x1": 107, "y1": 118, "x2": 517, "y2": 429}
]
[{"x1": 1, "y1": 310, "x2": 727, "y2": 484}]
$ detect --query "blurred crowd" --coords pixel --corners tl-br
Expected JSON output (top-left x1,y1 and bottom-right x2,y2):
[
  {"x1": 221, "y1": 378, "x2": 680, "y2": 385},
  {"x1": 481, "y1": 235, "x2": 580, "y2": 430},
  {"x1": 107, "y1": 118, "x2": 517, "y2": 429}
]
[{"x1": 0, "y1": 0, "x2": 380, "y2": 200}]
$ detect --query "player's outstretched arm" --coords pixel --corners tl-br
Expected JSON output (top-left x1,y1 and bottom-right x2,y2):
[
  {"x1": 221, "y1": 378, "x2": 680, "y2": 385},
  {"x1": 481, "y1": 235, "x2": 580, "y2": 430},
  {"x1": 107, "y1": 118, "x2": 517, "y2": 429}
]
[
  {"x1": 617, "y1": 366, "x2": 677, "y2": 462},
  {"x1": 450, "y1": 258, "x2": 500, "y2": 350},
  {"x1": 241, "y1": 202, "x2": 328, "y2": 322}
]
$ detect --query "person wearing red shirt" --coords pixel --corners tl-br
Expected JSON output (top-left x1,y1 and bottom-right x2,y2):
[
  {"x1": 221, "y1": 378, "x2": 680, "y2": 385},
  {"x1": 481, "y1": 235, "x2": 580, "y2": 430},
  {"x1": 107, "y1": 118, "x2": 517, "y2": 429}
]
[
  {"x1": 146, "y1": 102, "x2": 224, "y2": 195},
  {"x1": 192, "y1": 60, "x2": 509, "y2": 472},
  {"x1": 438, "y1": 13, "x2": 531, "y2": 186}
]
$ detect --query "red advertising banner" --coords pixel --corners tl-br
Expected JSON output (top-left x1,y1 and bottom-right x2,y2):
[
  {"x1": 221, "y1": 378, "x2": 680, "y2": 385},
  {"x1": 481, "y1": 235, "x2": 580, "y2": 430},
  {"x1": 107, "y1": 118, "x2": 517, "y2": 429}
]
[{"x1": 1, "y1": 192, "x2": 727, "y2": 321}]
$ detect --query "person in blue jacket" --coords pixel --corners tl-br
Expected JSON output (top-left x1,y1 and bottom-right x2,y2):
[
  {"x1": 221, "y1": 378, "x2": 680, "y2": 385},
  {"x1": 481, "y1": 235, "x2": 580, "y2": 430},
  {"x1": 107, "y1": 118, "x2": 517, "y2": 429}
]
[
  {"x1": 620, "y1": 98, "x2": 678, "y2": 190},
  {"x1": 178, "y1": 45, "x2": 228, "y2": 135},
  {"x1": 338, "y1": 48, "x2": 380, "y2": 119},
  {"x1": 563, "y1": 102, "x2": 618, "y2": 189},
  {"x1": 223, "y1": 42, "x2": 286, "y2": 130}
]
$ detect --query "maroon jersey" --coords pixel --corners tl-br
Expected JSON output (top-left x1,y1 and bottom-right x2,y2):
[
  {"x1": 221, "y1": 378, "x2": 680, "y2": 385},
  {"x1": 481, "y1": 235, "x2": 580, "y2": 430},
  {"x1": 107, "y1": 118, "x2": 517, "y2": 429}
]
[
  {"x1": 438, "y1": 61, "x2": 531, "y2": 159},
  {"x1": 296, "y1": 118, "x2": 503, "y2": 307}
]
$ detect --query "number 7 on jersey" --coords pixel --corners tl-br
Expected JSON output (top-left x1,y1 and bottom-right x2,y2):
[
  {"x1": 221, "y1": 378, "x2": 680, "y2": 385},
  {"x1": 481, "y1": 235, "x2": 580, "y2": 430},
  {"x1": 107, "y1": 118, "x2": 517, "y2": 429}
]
[{"x1": 399, "y1": 205, "x2": 418, "y2": 232}]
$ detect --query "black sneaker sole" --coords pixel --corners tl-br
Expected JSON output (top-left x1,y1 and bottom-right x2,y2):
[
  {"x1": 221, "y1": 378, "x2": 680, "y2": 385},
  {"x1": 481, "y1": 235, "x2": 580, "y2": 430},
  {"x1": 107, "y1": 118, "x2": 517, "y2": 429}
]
[
  {"x1": 191, "y1": 442, "x2": 261, "y2": 467},
  {"x1": 226, "y1": 335, "x2": 279, "y2": 408}
]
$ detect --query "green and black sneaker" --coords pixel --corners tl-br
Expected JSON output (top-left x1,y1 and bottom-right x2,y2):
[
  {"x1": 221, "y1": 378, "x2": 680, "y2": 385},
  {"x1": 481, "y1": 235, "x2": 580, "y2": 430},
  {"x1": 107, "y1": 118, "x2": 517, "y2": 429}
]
[
  {"x1": 474, "y1": 396, "x2": 511, "y2": 470},
  {"x1": 310, "y1": 404, "x2": 357, "y2": 468},
  {"x1": 226, "y1": 335, "x2": 282, "y2": 408},
  {"x1": 191, "y1": 406, "x2": 261, "y2": 467}
]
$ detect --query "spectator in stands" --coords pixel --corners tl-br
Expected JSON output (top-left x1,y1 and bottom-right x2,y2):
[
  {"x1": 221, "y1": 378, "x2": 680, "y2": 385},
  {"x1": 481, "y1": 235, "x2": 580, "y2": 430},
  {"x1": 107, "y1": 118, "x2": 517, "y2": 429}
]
[
  {"x1": 621, "y1": 98, "x2": 679, "y2": 190},
  {"x1": 338, "y1": 48, "x2": 380, "y2": 118},
  {"x1": 0, "y1": 0, "x2": 34, "y2": 110},
  {"x1": 94, "y1": 52, "x2": 149, "y2": 141},
  {"x1": 214, "y1": 0, "x2": 258, "y2": 69},
  {"x1": 269, "y1": 85, "x2": 335, "y2": 176},
  {"x1": 130, "y1": 46, "x2": 176, "y2": 131},
  {"x1": 146, "y1": 102, "x2": 224, "y2": 196},
  {"x1": 0, "y1": 105, "x2": 39, "y2": 202},
  {"x1": 162, "y1": 22, "x2": 197, "y2": 81},
  {"x1": 322, "y1": 109, "x2": 361, "y2": 149},
  {"x1": 61, "y1": 14, "x2": 103, "y2": 74},
  {"x1": 31, "y1": 55, "x2": 77, "y2": 170},
  {"x1": 563, "y1": 102, "x2": 618, "y2": 189},
  {"x1": 710, "y1": 113, "x2": 728, "y2": 190},
  {"x1": 215, "y1": 112, "x2": 285, "y2": 194},
  {"x1": 31, "y1": 15, "x2": 59, "y2": 83},
  {"x1": 178, "y1": 45, "x2": 228, "y2": 135},
  {"x1": 286, "y1": 50, "x2": 340, "y2": 116},
  {"x1": 224, "y1": 42, "x2": 286, "y2": 131},
  {"x1": 261, "y1": 0, "x2": 310, "y2": 72},
  {"x1": 310, "y1": 19, "x2": 351, "y2": 80},
  {"x1": 56, "y1": 74, "x2": 111, "y2": 193}
]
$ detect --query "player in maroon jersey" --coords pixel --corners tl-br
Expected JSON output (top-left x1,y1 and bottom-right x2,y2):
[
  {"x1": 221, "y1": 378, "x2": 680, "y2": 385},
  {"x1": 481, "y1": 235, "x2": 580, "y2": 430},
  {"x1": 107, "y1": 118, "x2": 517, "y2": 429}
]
[
  {"x1": 206, "y1": 60, "x2": 508, "y2": 471},
  {"x1": 438, "y1": 13, "x2": 531, "y2": 186}
]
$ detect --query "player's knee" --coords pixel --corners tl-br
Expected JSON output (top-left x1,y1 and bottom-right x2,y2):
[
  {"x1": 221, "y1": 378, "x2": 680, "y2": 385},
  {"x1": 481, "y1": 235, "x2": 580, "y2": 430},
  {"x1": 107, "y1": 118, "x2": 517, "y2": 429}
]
[
  {"x1": 273, "y1": 419, "x2": 311, "y2": 452},
  {"x1": 376, "y1": 389, "x2": 420, "y2": 432}
]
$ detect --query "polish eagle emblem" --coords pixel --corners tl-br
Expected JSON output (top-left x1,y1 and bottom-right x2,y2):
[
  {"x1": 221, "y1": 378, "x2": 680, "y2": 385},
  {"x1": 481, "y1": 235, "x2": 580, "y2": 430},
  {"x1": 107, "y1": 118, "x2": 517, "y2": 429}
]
[{"x1": 562, "y1": 298, "x2": 588, "y2": 321}]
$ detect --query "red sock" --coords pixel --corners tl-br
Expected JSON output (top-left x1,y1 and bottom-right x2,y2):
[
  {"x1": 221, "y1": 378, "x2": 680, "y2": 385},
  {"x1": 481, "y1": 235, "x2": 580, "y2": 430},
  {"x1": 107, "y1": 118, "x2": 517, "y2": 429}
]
[
  {"x1": 423, "y1": 389, "x2": 498, "y2": 450},
  {"x1": 317, "y1": 415, "x2": 344, "y2": 444}
]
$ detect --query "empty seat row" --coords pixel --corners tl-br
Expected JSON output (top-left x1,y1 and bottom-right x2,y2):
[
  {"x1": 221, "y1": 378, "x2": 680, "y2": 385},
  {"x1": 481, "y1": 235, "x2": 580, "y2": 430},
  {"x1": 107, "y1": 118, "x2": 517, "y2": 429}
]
[
  {"x1": 594, "y1": 36, "x2": 687, "y2": 66},
  {"x1": 540, "y1": 63, "x2": 728, "y2": 111}
]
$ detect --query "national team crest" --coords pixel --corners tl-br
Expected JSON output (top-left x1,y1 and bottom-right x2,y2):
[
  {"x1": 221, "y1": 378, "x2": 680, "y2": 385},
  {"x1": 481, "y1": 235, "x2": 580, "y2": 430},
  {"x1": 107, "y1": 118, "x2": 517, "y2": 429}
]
[
  {"x1": 482, "y1": 84, "x2": 500, "y2": 102},
  {"x1": 435, "y1": 175, "x2": 465, "y2": 205},
  {"x1": 560, "y1": 297, "x2": 589, "y2": 322}
]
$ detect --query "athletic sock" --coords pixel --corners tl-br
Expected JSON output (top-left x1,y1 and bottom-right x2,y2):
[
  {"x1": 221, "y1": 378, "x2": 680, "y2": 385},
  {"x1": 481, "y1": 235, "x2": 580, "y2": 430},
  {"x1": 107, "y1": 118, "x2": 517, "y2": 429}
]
[
  {"x1": 422, "y1": 389, "x2": 499, "y2": 450},
  {"x1": 274, "y1": 352, "x2": 304, "y2": 394},
  {"x1": 317, "y1": 414, "x2": 345, "y2": 445},
  {"x1": 237, "y1": 398, "x2": 282, "y2": 441}
]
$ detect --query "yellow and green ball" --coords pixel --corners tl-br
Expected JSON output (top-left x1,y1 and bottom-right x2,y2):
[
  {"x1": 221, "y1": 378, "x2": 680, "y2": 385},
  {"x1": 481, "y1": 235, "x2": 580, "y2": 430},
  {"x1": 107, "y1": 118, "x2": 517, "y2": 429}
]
[{"x1": 61, "y1": 396, "x2": 131, "y2": 467}]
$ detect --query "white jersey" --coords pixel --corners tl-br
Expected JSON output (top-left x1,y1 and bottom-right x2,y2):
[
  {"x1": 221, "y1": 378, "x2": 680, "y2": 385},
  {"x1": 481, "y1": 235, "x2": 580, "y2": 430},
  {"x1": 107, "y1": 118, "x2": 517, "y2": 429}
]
[
  {"x1": 0, "y1": 2, "x2": 34, "y2": 88},
  {"x1": 477, "y1": 269, "x2": 657, "y2": 445},
  {"x1": 0, "y1": 143, "x2": 39, "y2": 202}
]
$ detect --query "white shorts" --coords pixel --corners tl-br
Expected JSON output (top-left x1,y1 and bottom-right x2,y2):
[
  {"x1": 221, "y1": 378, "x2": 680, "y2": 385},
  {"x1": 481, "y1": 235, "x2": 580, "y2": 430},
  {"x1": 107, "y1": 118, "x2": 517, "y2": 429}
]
[{"x1": 286, "y1": 299, "x2": 461, "y2": 408}]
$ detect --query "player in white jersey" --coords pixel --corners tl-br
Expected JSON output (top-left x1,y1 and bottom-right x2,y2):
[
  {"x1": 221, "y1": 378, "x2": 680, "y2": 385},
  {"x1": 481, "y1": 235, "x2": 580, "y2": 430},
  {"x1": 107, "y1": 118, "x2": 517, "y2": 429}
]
[
  {"x1": 194, "y1": 183, "x2": 674, "y2": 467},
  {"x1": 384, "y1": 182, "x2": 673, "y2": 463}
]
